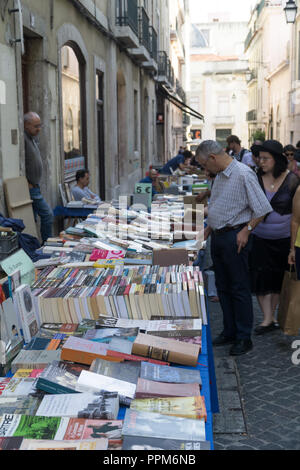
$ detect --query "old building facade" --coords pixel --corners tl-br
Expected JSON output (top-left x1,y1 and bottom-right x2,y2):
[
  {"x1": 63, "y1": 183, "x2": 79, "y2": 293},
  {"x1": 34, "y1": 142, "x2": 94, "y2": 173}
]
[
  {"x1": 0, "y1": 0, "x2": 192, "y2": 219},
  {"x1": 245, "y1": 0, "x2": 300, "y2": 146}
]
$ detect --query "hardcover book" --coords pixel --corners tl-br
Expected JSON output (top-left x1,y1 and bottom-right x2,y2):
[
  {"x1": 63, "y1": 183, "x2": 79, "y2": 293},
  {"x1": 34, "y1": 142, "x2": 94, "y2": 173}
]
[
  {"x1": 36, "y1": 392, "x2": 119, "y2": 420},
  {"x1": 146, "y1": 319, "x2": 202, "y2": 338},
  {"x1": 36, "y1": 360, "x2": 89, "y2": 395},
  {"x1": 132, "y1": 333, "x2": 200, "y2": 367},
  {"x1": 89, "y1": 358, "x2": 141, "y2": 385},
  {"x1": 122, "y1": 436, "x2": 211, "y2": 451},
  {"x1": 140, "y1": 361, "x2": 202, "y2": 385},
  {"x1": 0, "y1": 414, "x2": 123, "y2": 441},
  {"x1": 130, "y1": 396, "x2": 207, "y2": 421},
  {"x1": 122, "y1": 409, "x2": 206, "y2": 442},
  {"x1": 83, "y1": 328, "x2": 138, "y2": 343},
  {"x1": 135, "y1": 378, "x2": 200, "y2": 399}
]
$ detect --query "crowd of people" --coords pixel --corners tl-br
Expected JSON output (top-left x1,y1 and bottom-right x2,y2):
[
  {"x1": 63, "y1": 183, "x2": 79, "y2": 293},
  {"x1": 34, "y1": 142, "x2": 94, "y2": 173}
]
[
  {"x1": 24, "y1": 110, "x2": 300, "y2": 356},
  {"x1": 195, "y1": 135, "x2": 300, "y2": 355}
]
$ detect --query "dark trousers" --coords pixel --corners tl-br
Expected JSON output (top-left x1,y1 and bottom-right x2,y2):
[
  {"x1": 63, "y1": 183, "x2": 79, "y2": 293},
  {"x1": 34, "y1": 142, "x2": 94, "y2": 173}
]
[
  {"x1": 211, "y1": 228, "x2": 253, "y2": 340},
  {"x1": 296, "y1": 247, "x2": 300, "y2": 280},
  {"x1": 29, "y1": 185, "x2": 53, "y2": 243}
]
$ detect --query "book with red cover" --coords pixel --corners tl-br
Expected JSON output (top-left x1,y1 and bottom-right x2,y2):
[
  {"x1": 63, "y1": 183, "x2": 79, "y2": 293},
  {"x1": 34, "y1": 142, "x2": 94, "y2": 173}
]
[
  {"x1": 61, "y1": 337, "x2": 123, "y2": 365},
  {"x1": 135, "y1": 378, "x2": 200, "y2": 399}
]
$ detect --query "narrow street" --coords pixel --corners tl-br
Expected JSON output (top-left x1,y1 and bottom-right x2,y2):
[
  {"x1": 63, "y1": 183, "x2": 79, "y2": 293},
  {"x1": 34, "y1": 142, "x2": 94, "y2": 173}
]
[{"x1": 210, "y1": 298, "x2": 300, "y2": 450}]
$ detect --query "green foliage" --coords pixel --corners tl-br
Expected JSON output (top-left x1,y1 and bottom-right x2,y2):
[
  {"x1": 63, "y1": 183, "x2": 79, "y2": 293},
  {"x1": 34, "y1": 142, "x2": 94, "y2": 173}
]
[{"x1": 251, "y1": 129, "x2": 266, "y2": 143}]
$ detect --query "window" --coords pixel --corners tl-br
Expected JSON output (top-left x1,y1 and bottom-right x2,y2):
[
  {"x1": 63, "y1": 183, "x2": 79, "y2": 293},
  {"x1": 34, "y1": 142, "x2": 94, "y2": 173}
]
[
  {"x1": 218, "y1": 96, "x2": 230, "y2": 116},
  {"x1": 216, "y1": 129, "x2": 232, "y2": 149},
  {"x1": 61, "y1": 44, "x2": 86, "y2": 162}
]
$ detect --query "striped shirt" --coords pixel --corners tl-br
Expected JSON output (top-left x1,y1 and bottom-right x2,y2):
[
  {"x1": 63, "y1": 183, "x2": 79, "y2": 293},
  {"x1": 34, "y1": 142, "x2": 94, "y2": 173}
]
[{"x1": 207, "y1": 159, "x2": 272, "y2": 230}]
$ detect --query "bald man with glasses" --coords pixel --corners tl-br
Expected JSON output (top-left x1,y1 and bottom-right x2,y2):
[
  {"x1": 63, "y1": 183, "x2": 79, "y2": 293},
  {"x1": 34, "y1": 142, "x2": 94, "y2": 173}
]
[{"x1": 24, "y1": 112, "x2": 53, "y2": 243}]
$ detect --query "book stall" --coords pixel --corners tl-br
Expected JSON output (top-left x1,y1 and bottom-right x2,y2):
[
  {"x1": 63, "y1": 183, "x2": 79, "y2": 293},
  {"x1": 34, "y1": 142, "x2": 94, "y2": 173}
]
[{"x1": 0, "y1": 191, "x2": 218, "y2": 452}]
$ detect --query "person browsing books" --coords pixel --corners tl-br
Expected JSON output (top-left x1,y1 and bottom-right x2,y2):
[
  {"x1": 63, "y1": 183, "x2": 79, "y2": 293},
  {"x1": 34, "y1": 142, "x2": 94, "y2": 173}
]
[
  {"x1": 249, "y1": 140, "x2": 300, "y2": 334},
  {"x1": 159, "y1": 150, "x2": 192, "y2": 175},
  {"x1": 195, "y1": 140, "x2": 272, "y2": 356}
]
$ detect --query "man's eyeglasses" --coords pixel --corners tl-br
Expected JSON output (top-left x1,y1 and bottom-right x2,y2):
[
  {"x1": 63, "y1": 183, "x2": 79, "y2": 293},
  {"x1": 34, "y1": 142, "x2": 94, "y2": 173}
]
[{"x1": 285, "y1": 152, "x2": 294, "y2": 157}]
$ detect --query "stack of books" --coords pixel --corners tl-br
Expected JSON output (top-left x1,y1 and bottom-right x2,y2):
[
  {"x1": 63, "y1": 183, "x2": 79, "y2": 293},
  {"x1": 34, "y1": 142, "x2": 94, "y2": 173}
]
[
  {"x1": 0, "y1": 309, "x2": 210, "y2": 450},
  {"x1": 29, "y1": 265, "x2": 207, "y2": 324}
]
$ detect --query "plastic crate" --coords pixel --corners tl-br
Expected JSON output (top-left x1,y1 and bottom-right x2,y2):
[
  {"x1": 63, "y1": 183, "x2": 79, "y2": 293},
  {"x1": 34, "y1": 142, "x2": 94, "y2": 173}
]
[{"x1": 0, "y1": 232, "x2": 19, "y2": 261}]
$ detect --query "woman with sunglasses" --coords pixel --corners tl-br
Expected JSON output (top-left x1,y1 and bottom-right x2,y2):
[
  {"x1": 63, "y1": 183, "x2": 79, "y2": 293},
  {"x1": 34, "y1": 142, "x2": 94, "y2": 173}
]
[{"x1": 284, "y1": 145, "x2": 300, "y2": 177}]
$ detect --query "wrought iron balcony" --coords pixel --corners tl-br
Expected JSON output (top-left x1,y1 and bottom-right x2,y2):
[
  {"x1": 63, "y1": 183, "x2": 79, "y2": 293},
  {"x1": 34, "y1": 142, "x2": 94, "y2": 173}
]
[
  {"x1": 246, "y1": 109, "x2": 257, "y2": 122},
  {"x1": 115, "y1": 0, "x2": 139, "y2": 48},
  {"x1": 150, "y1": 26, "x2": 158, "y2": 62},
  {"x1": 158, "y1": 51, "x2": 168, "y2": 76},
  {"x1": 138, "y1": 6, "x2": 151, "y2": 53},
  {"x1": 176, "y1": 79, "x2": 186, "y2": 102}
]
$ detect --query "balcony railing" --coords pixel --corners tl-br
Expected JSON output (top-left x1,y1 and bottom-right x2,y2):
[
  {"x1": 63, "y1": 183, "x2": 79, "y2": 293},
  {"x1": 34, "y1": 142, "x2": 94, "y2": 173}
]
[
  {"x1": 138, "y1": 7, "x2": 151, "y2": 53},
  {"x1": 150, "y1": 26, "x2": 158, "y2": 62},
  {"x1": 246, "y1": 109, "x2": 257, "y2": 122},
  {"x1": 176, "y1": 79, "x2": 186, "y2": 102},
  {"x1": 167, "y1": 59, "x2": 175, "y2": 87},
  {"x1": 116, "y1": 0, "x2": 139, "y2": 37},
  {"x1": 158, "y1": 51, "x2": 168, "y2": 76}
]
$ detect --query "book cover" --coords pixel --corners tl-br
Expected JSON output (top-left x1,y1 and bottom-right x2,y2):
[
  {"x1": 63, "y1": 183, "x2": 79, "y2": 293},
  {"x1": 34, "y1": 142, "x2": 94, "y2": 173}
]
[
  {"x1": 0, "y1": 436, "x2": 24, "y2": 450},
  {"x1": 11, "y1": 349, "x2": 61, "y2": 374},
  {"x1": 130, "y1": 396, "x2": 207, "y2": 421},
  {"x1": 19, "y1": 438, "x2": 109, "y2": 450},
  {"x1": 90, "y1": 358, "x2": 141, "y2": 385},
  {"x1": 1, "y1": 378, "x2": 38, "y2": 397},
  {"x1": 13, "y1": 285, "x2": 39, "y2": 343},
  {"x1": 122, "y1": 409, "x2": 206, "y2": 442},
  {"x1": 0, "y1": 414, "x2": 123, "y2": 441},
  {"x1": 135, "y1": 378, "x2": 200, "y2": 399},
  {"x1": 83, "y1": 328, "x2": 138, "y2": 343},
  {"x1": 0, "y1": 378, "x2": 11, "y2": 396},
  {"x1": 76, "y1": 370, "x2": 136, "y2": 405},
  {"x1": 60, "y1": 336, "x2": 121, "y2": 366},
  {"x1": 36, "y1": 392, "x2": 119, "y2": 420},
  {"x1": 122, "y1": 435, "x2": 211, "y2": 450},
  {"x1": 132, "y1": 333, "x2": 200, "y2": 367},
  {"x1": 146, "y1": 319, "x2": 202, "y2": 338},
  {"x1": 140, "y1": 362, "x2": 202, "y2": 385},
  {"x1": 0, "y1": 396, "x2": 41, "y2": 416},
  {"x1": 36, "y1": 360, "x2": 89, "y2": 395}
]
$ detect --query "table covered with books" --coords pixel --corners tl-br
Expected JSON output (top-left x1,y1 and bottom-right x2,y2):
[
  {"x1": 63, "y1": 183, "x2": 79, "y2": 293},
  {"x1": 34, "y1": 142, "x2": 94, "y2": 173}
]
[{"x1": 0, "y1": 196, "x2": 218, "y2": 451}]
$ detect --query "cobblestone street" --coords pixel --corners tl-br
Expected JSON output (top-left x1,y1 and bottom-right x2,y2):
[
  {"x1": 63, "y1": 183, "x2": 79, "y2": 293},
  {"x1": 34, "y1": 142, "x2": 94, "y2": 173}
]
[{"x1": 209, "y1": 298, "x2": 300, "y2": 450}]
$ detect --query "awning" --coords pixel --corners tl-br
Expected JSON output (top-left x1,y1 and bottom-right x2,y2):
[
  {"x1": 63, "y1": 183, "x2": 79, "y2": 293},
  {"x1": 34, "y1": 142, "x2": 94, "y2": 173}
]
[{"x1": 157, "y1": 85, "x2": 204, "y2": 122}]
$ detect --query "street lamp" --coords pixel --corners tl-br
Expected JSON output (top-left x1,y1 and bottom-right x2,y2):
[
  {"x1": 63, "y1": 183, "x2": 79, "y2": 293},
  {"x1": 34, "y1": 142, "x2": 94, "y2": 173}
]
[{"x1": 284, "y1": 0, "x2": 298, "y2": 24}]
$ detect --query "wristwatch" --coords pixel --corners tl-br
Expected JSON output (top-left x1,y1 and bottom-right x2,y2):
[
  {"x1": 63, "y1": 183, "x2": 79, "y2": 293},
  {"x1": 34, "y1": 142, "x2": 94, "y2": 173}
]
[{"x1": 247, "y1": 224, "x2": 253, "y2": 232}]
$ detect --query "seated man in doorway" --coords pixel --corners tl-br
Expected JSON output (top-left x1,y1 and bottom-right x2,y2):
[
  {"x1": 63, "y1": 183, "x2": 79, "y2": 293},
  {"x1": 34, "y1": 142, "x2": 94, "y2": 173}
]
[
  {"x1": 159, "y1": 150, "x2": 192, "y2": 175},
  {"x1": 71, "y1": 169, "x2": 101, "y2": 203}
]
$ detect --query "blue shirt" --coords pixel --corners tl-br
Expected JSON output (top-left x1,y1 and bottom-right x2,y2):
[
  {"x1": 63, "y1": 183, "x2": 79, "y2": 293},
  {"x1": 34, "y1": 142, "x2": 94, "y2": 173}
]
[
  {"x1": 71, "y1": 185, "x2": 101, "y2": 202},
  {"x1": 160, "y1": 154, "x2": 185, "y2": 174}
]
